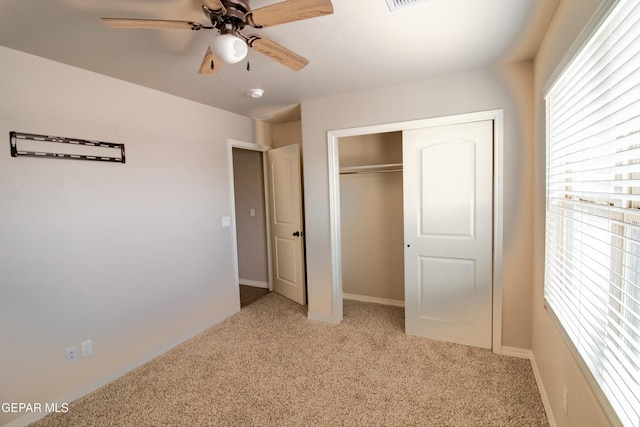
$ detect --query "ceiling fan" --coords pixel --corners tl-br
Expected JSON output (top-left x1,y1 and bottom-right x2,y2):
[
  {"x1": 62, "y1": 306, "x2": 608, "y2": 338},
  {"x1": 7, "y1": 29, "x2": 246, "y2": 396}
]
[{"x1": 101, "y1": 0, "x2": 333, "y2": 75}]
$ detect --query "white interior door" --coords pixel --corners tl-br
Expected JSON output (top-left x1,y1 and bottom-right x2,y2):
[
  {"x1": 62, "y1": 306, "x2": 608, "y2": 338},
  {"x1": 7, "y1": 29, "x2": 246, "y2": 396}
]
[
  {"x1": 267, "y1": 144, "x2": 306, "y2": 305},
  {"x1": 403, "y1": 120, "x2": 493, "y2": 349}
]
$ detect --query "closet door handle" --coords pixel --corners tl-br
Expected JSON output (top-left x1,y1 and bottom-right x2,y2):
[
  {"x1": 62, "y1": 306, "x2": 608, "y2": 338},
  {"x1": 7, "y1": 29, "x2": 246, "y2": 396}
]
[{"x1": 293, "y1": 231, "x2": 304, "y2": 237}]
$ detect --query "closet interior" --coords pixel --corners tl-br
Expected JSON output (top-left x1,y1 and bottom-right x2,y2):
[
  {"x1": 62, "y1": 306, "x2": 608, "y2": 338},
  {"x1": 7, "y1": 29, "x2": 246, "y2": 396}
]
[{"x1": 338, "y1": 131, "x2": 404, "y2": 306}]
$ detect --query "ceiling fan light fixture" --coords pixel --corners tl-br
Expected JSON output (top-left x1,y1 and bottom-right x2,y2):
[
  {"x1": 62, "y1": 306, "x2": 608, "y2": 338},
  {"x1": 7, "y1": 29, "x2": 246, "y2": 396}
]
[{"x1": 211, "y1": 33, "x2": 248, "y2": 64}]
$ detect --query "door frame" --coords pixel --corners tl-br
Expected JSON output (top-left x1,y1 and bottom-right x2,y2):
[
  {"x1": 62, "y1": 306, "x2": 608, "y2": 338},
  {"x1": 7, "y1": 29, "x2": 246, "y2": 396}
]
[
  {"x1": 326, "y1": 110, "x2": 504, "y2": 353},
  {"x1": 227, "y1": 139, "x2": 273, "y2": 306}
]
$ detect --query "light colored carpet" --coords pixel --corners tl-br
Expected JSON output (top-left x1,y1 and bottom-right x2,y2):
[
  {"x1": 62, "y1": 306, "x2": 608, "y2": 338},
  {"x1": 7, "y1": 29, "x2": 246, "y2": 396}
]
[{"x1": 30, "y1": 293, "x2": 549, "y2": 426}]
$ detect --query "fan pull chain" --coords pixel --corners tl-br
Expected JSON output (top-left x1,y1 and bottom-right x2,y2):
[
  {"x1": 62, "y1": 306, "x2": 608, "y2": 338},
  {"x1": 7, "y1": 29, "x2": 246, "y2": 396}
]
[{"x1": 246, "y1": 60, "x2": 251, "y2": 71}]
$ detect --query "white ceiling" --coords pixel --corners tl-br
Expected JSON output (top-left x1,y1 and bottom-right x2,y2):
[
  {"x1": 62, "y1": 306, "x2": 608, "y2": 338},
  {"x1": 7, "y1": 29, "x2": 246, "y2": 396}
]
[{"x1": 0, "y1": 0, "x2": 559, "y2": 121}]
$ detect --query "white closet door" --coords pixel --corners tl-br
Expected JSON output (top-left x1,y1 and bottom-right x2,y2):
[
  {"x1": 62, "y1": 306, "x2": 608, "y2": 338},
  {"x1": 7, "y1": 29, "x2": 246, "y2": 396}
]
[{"x1": 403, "y1": 120, "x2": 493, "y2": 349}]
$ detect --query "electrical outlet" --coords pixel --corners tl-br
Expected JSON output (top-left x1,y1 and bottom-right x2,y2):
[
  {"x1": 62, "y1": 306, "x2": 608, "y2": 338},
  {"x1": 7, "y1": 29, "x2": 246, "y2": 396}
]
[
  {"x1": 65, "y1": 345, "x2": 79, "y2": 364},
  {"x1": 562, "y1": 386, "x2": 568, "y2": 414},
  {"x1": 81, "y1": 339, "x2": 92, "y2": 357}
]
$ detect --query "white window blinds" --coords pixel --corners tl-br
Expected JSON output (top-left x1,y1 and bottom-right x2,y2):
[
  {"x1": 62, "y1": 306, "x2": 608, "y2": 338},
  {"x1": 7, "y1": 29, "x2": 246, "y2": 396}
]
[{"x1": 545, "y1": 0, "x2": 640, "y2": 426}]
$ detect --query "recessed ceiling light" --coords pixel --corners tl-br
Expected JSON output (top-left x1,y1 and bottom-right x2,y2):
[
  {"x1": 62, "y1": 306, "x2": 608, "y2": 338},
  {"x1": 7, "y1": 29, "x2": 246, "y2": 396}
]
[{"x1": 246, "y1": 88, "x2": 264, "y2": 98}]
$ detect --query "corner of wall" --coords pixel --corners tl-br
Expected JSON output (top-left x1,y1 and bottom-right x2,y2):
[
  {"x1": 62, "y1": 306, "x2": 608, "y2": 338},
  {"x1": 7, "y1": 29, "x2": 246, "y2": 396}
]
[{"x1": 255, "y1": 120, "x2": 273, "y2": 147}]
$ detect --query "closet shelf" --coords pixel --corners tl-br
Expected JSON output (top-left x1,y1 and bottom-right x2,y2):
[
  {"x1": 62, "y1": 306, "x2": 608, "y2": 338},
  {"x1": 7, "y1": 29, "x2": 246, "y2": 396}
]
[{"x1": 339, "y1": 163, "x2": 402, "y2": 175}]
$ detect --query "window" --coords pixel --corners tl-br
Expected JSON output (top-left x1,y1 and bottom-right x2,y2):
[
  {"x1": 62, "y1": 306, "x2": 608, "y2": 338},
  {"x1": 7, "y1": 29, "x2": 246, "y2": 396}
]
[{"x1": 544, "y1": 0, "x2": 640, "y2": 426}]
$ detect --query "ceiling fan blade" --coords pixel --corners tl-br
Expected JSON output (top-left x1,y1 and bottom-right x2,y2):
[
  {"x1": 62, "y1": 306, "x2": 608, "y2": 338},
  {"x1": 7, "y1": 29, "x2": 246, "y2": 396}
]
[
  {"x1": 199, "y1": 0, "x2": 225, "y2": 14},
  {"x1": 101, "y1": 18, "x2": 203, "y2": 30},
  {"x1": 249, "y1": 0, "x2": 333, "y2": 28},
  {"x1": 248, "y1": 35, "x2": 309, "y2": 71},
  {"x1": 198, "y1": 46, "x2": 222, "y2": 75}
]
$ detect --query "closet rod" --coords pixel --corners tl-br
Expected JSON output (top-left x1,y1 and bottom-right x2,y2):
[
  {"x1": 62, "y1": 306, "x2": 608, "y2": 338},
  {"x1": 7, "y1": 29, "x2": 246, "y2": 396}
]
[
  {"x1": 339, "y1": 163, "x2": 402, "y2": 175},
  {"x1": 340, "y1": 169, "x2": 402, "y2": 175}
]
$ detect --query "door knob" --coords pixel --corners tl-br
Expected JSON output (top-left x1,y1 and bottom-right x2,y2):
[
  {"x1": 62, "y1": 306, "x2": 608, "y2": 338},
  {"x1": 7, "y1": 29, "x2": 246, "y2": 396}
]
[{"x1": 293, "y1": 231, "x2": 304, "y2": 237}]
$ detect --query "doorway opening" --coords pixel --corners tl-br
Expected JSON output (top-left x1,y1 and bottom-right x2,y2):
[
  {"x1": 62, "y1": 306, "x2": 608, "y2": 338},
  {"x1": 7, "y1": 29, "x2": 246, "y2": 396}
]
[
  {"x1": 228, "y1": 140, "x2": 272, "y2": 309},
  {"x1": 228, "y1": 140, "x2": 307, "y2": 309},
  {"x1": 327, "y1": 110, "x2": 504, "y2": 352},
  {"x1": 338, "y1": 132, "x2": 405, "y2": 307}
]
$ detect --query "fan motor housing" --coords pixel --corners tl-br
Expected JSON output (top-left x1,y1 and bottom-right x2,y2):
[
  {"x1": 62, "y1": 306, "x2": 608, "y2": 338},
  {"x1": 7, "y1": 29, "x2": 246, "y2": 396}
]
[
  {"x1": 221, "y1": 0, "x2": 251, "y2": 23},
  {"x1": 203, "y1": 0, "x2": 254, "y2": 31}
]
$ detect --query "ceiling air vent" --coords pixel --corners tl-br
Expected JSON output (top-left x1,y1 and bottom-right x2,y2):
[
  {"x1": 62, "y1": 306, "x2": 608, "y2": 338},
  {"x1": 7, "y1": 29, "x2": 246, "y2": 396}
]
[{"x1": 385, "y1": 0, "x2": 430, "y2": 12}]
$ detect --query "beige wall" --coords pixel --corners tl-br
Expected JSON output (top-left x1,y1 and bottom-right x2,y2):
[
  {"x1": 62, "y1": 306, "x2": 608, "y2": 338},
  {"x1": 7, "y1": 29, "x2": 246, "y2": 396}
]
[
  {"x1": 0, "y1": 46, "x2": 254, "y2": 426},
  {"x1": 255, "y1": 120, "x2": 273, "y2": 147},
  {"x1": 256, "y1": 120, "x2": 303, "y2": 149},
  {"x1": 272, "y1": 121, "x2": 302, "y2": 148},
  {"x1": 232, "y1": 148, "x2": 269, "y2": 285},
  {"x1": 339, "y1": 133, "x2": 404, "y2": 302},
  {"x1": 301, "y1": 63, "x2": 535, "y2": 349},
  {"x1": 532, "y1": 0, "x2": 614, "y2": 426}
]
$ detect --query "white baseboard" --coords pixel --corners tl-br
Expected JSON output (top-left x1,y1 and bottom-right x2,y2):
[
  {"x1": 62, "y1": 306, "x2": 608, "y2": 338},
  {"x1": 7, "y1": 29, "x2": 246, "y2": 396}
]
[
  {"x1": 342, "y1": 292, "x2": 405, "y2": 307},
  {"x1": 501, "y1": 346, "x2": 533, "y2": 359},
  {"x1": 238, "y1": 279, "x2": 269, "y2": 288},
  {"x1": 4, "y1": 307, "x2": 239, "y2": 427},
  {"x1": 500, "y1": 346, "x2": 556, "y2": 427}
]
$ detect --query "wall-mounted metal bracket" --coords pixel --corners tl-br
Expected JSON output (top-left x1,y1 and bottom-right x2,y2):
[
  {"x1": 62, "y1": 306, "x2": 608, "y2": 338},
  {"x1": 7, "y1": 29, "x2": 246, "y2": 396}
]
[{"x1": 10, "y1": 131, "x2": 125, "y2": 163}]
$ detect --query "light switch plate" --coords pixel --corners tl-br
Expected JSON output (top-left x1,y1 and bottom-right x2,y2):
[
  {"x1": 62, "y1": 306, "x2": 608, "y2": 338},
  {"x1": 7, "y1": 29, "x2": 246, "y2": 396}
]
[{"x1": 81, "y1": 339, "x2": 92, "y2": 357}]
